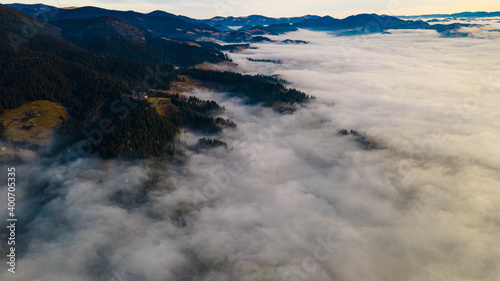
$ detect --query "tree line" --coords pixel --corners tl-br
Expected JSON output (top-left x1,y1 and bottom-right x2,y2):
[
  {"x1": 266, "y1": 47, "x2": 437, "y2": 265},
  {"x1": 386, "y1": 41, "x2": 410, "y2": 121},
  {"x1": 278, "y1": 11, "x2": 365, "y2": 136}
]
[{"x1": 182, "y1": 69, "x2": 313, "y2": 105}]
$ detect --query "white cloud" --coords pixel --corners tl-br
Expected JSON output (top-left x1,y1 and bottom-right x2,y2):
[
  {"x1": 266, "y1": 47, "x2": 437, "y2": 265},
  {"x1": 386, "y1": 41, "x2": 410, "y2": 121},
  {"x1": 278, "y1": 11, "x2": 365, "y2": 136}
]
[{"x1": 1, "y1": 22, "x2": 500, "y2": 281}]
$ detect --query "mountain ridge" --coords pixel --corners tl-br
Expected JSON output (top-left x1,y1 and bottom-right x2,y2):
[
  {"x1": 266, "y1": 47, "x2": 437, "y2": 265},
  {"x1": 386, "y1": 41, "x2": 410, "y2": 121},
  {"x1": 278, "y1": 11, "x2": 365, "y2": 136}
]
[
  {"x1": 9, "y1": 5, "x2": 220, "y2": 39},
  {"x1": 0, "y1": 4, "x2": 311, "y2": 158},
  {"x1": 397, "y1": 11, "x2": 500, "y2": 19},
  {"x1": 6, "y1": 4, "x2": 474, "y2": 40},
  {"x1": 51, "y1": 15, "x2": 228, "y2": 66}
]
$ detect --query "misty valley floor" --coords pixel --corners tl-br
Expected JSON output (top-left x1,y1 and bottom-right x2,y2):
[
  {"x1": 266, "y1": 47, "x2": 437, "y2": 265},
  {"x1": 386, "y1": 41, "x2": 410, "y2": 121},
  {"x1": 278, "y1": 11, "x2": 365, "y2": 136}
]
[{"x1": 2, "y1": 23, "x2": 500, "y2": 281}]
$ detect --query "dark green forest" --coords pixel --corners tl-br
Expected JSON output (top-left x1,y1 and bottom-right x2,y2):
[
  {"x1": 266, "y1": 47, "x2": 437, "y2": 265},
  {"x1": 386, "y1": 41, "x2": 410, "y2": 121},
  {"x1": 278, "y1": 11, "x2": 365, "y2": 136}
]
[
  {"x1": 339, "y1": 129, "x2": 378, "y2": 150},
  {"x1": 0, "y1": 122, "x2": 5, "y2": 139},
  {"x1": 51, "y1": 16, "x2": 230, "y2": 67},
  {"x1": 152, "y1": 92, "x2": 225, "y2": 134},
  {"x1": 0, "y1": 4, "x2": 311, "y2": 159},
  {"x1": 182, "y1": 69, "x2": 312, "y2": 105},
  {"x1": 196, "y1": 138, "x2": 228, "y2": 150},
  {"x1": 98, "y1": 102, "x2": 178, "y2": 158}
]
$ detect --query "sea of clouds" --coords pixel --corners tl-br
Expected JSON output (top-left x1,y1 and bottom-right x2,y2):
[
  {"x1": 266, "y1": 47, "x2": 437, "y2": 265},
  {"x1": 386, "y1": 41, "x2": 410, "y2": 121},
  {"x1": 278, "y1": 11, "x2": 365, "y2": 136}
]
[{"x1": 1, "y1": 21, "x2": 500, "y2": 281}]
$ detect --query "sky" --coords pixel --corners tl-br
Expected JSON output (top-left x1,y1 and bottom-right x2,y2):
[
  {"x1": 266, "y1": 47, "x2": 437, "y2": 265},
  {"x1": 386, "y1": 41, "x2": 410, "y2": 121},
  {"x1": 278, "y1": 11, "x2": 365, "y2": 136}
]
[{"x1": 4, "y1": 0, "x2": 500, "y2": 18}]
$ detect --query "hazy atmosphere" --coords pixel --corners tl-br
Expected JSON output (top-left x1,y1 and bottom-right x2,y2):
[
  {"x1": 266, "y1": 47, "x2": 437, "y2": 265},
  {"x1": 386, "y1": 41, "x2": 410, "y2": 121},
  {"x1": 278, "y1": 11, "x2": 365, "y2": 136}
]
[
  {"x1": 5, "y1": 0, "x2": 500, "y2": 17},
  {"x1": 2, "y1": 18, "x2": 500, "y2": 280}
]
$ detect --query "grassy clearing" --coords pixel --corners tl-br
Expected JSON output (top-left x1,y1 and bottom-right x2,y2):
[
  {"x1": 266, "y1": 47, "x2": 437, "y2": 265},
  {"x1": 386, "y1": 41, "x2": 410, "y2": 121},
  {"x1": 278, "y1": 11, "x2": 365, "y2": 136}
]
[
  {"x1": 0, "y1": 100, "x2": 68, "y2": 145},
  {"x1": 194, "y1": 61, "x2": 238, "y2": 71},
  {"x1": 167, "y1": 75, "x2": 223, "y2": 94},
  {"x1": 146, "y1": 97, "x2": 179, "y2": 116}
]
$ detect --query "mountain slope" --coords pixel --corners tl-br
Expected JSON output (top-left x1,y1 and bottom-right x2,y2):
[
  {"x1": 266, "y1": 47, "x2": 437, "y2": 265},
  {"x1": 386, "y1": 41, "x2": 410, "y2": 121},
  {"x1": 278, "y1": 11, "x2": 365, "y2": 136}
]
[
  {"x1": 51, "y1": 16, "x2": 228, "y2": 66},
  {"x1": 294, "y1": 13, "x2": 463, "y2": 34},
  {"x1": 295, "y1": 14, "x2": 427, "y2": 30},
  {"x1": 0, "y1": 5, "x2": 182, "y2": 157},
  {"x1": 5, "y1": 3, "x2": 57, "y2": 16},
  {"x1": 37, "y1": 6, "x2": 221, "y2": 39},
  {"x1": 199, "y1": 14, "x2": 322, "y2": 26},
  {"x1": 0, "y1": 5, "x2": 310, "y2": 158},
  {"x1": 239, "y1": 23, "x2": 298, "y2": 35},
  {"x1": 399, "y1": 11, "x2": 500, "y2": 19},
  {"x1": 0, "y1": 4, "x2": 59, "y2": 36}
]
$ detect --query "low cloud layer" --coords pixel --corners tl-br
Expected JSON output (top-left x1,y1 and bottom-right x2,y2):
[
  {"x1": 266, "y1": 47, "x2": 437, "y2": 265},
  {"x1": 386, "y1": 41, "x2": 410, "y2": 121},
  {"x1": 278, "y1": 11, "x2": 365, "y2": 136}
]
[{"x1": 1, "y1": 23, "x2": 500, "y2": 281}]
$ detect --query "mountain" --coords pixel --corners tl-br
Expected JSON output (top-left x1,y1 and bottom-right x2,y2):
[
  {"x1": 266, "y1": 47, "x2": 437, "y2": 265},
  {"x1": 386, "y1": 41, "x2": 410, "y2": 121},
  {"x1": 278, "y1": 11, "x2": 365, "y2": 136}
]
[
  {"x1": 222, "y1": 13, "x2": 462, "y2": 38},
  {"x1": 198, "y1": 14, "x2": 322, "y2": 26},
  {"x1": 398, "y1": 11, "x2": 500, "y2": 19},
  {"x1": 294, "y1": 16, "x2": 340, "y2": 28},
  {"x1": 239, "y1": 23, "x2": 298, "y2": 35},
  {"x1": 0, "y1": 3, "x2": 59, "y2": 36},
  {"x1": 35, "y1": 6, "x2": 221, "y2": 39},
  {"x1": 295, "y1": 14, "x2": 427, "y2": 30},
  {"x1": 51, "y1": 16, "x2": 228, "y2": 66},
  {"x1": 0, "y1": 5, "x2": 174, "y2": 119},
  {"x1": 0, "y1": 4, "x2": 213, "y2": 158},
  {"x1": 0, "y1": 4, "x2": 311, "y2": 158},
  {"x1": 5, "y1": 3, "x2": 57, "y2": 16},
  {"x1": 294, "y1": 13, "x2": 463, "y2": 34},
  {"x1": 7, "y1": 4, "x2": 469, "y2": 43}
]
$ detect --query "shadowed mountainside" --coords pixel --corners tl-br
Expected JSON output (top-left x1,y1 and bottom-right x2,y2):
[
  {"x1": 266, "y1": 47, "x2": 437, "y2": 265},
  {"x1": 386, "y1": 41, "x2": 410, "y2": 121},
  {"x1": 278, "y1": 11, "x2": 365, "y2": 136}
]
[{"x1": 51, "y1": 15, "x2": 229, "y2": 67}]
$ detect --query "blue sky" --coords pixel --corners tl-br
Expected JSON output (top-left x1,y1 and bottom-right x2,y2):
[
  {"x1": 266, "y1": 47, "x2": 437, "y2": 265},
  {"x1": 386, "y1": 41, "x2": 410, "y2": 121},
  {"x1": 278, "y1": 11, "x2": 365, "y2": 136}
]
[{"x1": 5, "y1": 0, "x2": 500, "y2": 18}]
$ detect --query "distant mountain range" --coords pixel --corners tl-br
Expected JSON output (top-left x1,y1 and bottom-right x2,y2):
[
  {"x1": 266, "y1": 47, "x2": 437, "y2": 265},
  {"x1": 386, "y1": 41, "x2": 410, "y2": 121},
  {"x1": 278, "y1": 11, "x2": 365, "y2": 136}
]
[
  {"x1": 398, "y1": 11, "x2": 500, "y2": 19},
  {"x1": 5, "y1": 3, "x2": 477, "y2": 42},
  {"x1": 1, "y1": 3, "x2": 495, "y2": 158},
  {"x1": 28, "y1": 6, "x2": 220, "y2": 39},
  {"x1": 194, "y1": 15, "x2": 322, "y2": 26},
  {"x1": 294, "y1": 14, "x2": 428, "y2": 30},
  {"x1": 51, "y1": 15, "x2": 228, "y2": 66}
]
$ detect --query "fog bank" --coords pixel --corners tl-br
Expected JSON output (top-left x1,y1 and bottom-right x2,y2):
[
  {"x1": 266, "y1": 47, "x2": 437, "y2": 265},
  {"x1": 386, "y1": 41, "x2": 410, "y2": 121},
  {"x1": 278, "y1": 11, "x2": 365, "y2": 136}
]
[{"x1": 1, "y1": 22, "x2": 500, "y2": 281}]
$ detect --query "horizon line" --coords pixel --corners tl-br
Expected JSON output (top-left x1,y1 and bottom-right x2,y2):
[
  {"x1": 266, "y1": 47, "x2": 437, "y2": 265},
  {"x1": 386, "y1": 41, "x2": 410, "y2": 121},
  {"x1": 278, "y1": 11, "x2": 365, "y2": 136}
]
[{"x1": 3, "y1": 2, "x2": 500, "y2": 20}]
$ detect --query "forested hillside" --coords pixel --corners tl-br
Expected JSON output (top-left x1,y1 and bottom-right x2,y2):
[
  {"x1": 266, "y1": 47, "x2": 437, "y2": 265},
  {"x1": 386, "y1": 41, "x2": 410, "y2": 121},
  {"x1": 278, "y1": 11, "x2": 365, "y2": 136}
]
[
  {"x1": 0, "y1": 5, "x2": 220, "y2": 158},
  {"x1": 34, "y1": 6, "x2": 220, "y2": 39},
  {"x1": 0, "y1": 4, "x2": 312, "y2": 158},
  {"x1": 51, "y1": 16, "x2": 229, "y2": 67},
  {"x1": 183, "y1": 69, "x2": 312, "y2": 105}
]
